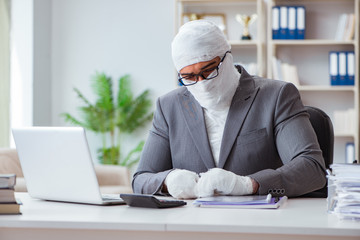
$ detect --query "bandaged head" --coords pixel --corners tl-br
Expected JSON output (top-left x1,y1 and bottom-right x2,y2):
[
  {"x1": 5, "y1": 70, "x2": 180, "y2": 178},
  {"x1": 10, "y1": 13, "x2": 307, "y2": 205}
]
[
  {"x1": 171, "y1": 20, "x2": 240, "y2": 111},
  {"x1": 172, "y1": 20, "x2": 231, "y2": 72}
]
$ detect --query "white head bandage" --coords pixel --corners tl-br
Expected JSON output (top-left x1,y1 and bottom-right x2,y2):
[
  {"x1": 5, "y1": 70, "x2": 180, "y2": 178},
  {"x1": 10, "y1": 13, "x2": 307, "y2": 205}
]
[{"x1": 171, "y1": 20, "x2": 230, "y2": 71}]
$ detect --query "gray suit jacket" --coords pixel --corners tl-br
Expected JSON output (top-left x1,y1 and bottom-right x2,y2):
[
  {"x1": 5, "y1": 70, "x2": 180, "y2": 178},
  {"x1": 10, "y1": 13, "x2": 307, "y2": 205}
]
[{"x1": 133, "y1": 66, "x2": 327, "y2": 197}]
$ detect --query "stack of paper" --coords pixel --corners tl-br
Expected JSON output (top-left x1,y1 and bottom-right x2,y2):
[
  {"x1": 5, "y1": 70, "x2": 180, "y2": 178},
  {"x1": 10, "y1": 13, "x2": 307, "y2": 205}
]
[
  {"x1": 335, "y1": 14, "x2": 355, "y2": 41},
  {"x1": 271, "y1": 57, "x2": 300, "y2": 86},
  {"x1": 328, "y1": 163, "x2": 360, "y2": 221},
  {"x1": 333, "y1": 109, "x2": 356, "y2": 134}
]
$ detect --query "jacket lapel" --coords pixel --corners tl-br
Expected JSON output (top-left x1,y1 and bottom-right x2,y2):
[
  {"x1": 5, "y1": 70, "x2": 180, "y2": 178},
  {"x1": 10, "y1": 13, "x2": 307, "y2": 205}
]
[
  {"x1": 178, "y1": 91, "x2": 216, "y2": 169},
  {"x1": 218, "y1": 67, "x2": 259, "y2": 168}
]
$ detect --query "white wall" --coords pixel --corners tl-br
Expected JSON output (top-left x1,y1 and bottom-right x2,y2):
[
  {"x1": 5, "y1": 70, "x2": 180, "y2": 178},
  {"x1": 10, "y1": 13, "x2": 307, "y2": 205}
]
[
  {"x1": 10, "y1": 0, "x2": 34, "y2": 130},
  {"x1": 50, "y1": 0, "x2": 176, "y2": 161}
]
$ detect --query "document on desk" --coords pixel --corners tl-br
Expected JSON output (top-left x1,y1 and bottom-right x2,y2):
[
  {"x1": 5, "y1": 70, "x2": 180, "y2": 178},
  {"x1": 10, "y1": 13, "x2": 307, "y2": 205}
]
[{"x1": 193, "y1": 194, "x2": 287, "y2": 209}]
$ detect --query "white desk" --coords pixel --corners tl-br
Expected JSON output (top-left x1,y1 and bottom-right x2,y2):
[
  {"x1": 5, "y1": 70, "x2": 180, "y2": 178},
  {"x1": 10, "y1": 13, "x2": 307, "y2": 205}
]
[{"x1": 0, "y1": 193, "x2": 359, "y2": 240}]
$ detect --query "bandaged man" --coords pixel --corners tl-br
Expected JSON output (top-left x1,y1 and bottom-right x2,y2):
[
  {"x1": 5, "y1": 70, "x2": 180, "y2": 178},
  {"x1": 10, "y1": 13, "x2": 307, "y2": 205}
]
[{"x1": 132, "y1": 20, "x2": 326, "y2": 199}]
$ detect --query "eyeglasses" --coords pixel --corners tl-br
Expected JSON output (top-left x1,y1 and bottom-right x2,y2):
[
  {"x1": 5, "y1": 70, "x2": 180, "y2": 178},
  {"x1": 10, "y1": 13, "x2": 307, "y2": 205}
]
[{"x1": 178, "y1": 51, "x2": 231, "y2": 86}]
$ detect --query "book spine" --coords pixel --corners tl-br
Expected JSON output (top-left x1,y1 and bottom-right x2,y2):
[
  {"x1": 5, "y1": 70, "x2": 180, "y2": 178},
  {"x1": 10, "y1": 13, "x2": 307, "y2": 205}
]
[
  {"x1": 338, "y1": 51, "x2": 347, "y2": 85},
  {"x1": 279, "y1": 6, "x2": 288, "y2": 39},
  {"x1": 288, "y1": 6, "x2": 297, "y2": 39},
  {"x1": 272, "y1": 6, "x2": 280, "y2": 39},
  {"x1": 0, "y1": 174, "x2": 16, "y2": 189},
  {"x1": 346, "y1": 51, "x2": 355, "y2": 85},
  {"x1": 329, "y1": 51, "x2": 339, "y2": 86},
  {"x1": 296, "y1": 6, "x2": 305, "y2": 39}
]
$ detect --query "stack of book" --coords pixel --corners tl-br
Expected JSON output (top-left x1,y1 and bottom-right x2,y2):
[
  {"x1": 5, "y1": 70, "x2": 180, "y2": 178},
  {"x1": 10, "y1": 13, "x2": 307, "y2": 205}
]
[
  {"x1": 328, "y1": 163, "x2": 360, "y2": 221},
  {"x1": 0, "y1": 174, "x2": 21, "y2": 215}
]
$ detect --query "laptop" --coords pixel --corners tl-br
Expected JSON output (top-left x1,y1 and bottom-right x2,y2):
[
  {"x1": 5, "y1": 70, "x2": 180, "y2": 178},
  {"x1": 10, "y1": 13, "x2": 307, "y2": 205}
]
[{"x1": 12, "y1": 126, "x2": 125, "y2": 205}]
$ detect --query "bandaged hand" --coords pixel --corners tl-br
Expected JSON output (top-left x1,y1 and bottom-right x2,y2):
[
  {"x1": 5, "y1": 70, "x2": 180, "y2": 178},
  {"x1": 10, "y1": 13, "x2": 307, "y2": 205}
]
[
  {"x1": 164, "y1": 169, "x2": 199, "y2": 199},
  {"x1": 197, "y1": 168, "x2": 253, "y2": 198}
]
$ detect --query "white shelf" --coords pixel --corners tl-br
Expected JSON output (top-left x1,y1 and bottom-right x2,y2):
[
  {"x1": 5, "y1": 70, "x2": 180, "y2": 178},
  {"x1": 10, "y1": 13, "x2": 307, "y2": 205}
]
[
  {"x1": 297, "y1": 86, "x2": 356, "y2": 92},
  {"x1": 271, "y1": 40, "x2": 356, "y2": 46},
  {"x1": 268, "y1": 0, "x2": 359, "y2": 162},
  {"x1": 229, "y1": 40, "x2": 258, "y2": 46},
  {"x1": 335, "y1": 132, "x2": 356, "y2": 138}
]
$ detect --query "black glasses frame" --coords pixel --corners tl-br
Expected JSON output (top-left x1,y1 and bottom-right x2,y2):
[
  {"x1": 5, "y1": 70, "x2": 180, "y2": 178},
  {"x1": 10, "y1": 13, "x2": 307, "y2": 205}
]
[{"x1": 178, "y1": 51, "x2": 231, "y2": 86}]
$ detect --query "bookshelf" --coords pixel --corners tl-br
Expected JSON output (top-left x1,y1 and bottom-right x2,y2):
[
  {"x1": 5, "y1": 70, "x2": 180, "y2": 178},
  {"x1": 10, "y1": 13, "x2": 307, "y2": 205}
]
[
  {"x1": 175, "y1": 0, "x2": 359, "y2": 163},
  {"x1": 175, "y1": 0, "x2": 266, "y2": 77},
  {"x1": 267, "y1": 0, "x2": 359, "y2": 163}
]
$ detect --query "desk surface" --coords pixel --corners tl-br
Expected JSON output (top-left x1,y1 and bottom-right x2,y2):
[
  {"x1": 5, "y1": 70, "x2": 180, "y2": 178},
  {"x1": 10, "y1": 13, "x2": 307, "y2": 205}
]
[{"x1": 0, "y1": 193, "x2": 360, "y2": 240}]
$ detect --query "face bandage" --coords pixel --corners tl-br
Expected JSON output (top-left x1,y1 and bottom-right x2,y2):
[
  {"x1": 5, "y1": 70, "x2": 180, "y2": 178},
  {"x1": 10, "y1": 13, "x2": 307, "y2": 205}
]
[
  {"x1": 184, "y1": 52, "x2": 240, "y2": 110},
  {"x1": 171, "y1": 20, "x2": 240, "y2": 111},
  {"x1": 172, "y1": 20, "x2": 231, "y2": 72}
]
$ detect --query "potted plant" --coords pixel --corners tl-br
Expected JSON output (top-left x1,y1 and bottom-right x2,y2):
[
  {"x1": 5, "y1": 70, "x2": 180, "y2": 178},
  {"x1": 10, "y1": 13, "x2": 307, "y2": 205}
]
[{"x1": 62, "y1": 72, "x2": 153, "y2": 168}]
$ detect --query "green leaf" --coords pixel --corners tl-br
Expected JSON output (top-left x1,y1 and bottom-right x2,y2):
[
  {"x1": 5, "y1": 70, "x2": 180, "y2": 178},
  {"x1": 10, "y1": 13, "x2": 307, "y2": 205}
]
[
  {"x1": 118, "y1": 90, "x2": 153, "y2": 133},
  {"x1": 117, "y1": 75, "x2": 133, "y2": 109},
  {"x1": 92, "y1": 72, "x2": 114, "y2": 112},
  {"x1": 74, "y1": 88, "x2": 93, "y2": 107},
  {"x1": 97, "y1": 147, "x2": 119, "y2": 165},
  {"x1": 119, "y1": 141, "x2": 144, "y2": 167},
  {"x1": 61, "y1": 113, "x2": 88, "y2": 128}
]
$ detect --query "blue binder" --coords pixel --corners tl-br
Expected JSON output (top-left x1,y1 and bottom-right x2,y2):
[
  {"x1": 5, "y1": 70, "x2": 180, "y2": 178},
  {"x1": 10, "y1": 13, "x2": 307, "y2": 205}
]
[
  {"x1": 279, "y1": 6, "x2": 288, "y2": 39},
  {"x1": 272, "y1": 6, "x2": 280, "y2": 39},
  {"x1": 346, "y1": 51, "x2": 355, "y2": 85},
  {"x1": 296, "y1": 6, "x2": 305, "y2": 39},
  {"x1": 288, "y1": 6, "x2": 297, "y2": 39},
  {"x1": 338, "y1": 51, "x2": 347, "y2": 85},
  {"x1": 329, "y1": 51, "x2": 339, "y2": 85}
]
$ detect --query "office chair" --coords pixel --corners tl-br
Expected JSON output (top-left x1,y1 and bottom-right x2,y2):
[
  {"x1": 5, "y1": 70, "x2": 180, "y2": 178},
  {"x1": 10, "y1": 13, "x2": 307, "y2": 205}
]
[{"x1": 302, "y1": 106, "x2": 334, "y2": 198}]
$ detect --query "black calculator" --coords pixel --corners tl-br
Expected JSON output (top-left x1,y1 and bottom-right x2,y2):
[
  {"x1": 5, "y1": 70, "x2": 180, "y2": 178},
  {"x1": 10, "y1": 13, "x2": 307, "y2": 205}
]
[{"x1": 120, "y1": 193, "x2": 186, "y2": 208}]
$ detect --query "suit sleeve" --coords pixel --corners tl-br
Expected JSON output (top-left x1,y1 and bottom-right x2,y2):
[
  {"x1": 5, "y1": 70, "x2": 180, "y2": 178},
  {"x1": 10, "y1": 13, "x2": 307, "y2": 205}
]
[
  {"x1": 249, "y1": 83, "x2": 327, "y2": 197},
  {"x1": 132, "y1": 97, "x2": 173, "y2": 195}
]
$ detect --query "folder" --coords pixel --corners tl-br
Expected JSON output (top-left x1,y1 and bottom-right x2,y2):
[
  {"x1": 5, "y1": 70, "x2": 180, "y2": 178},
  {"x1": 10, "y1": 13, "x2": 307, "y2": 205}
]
[
  {"x1": 296, "y1": 6, "x2": 305, "y2": 39},
  {"x1": 288, "y1": 6, "x2": 297, "y2": 39},
  {"x1": 193, "y1": 194, "x2": 288, "y2": 209},
  {"x1": 338, "y1": 51, "x2": 347, "y2": 85},
  {"x1": 335, "y1": 14, "x2": 348, "y2": 41},
  {"x1": 279, "y1": 6, "x2": 288, "y2": 39},
  {"x1": 346, "y1": 51, "x2": 355, "y2": 85},
  {"x1": 329, "y1": 51, "x2": 338, "y2": 85},
  {"x1": 345, "y1": 142, "x2": 355, "y2": 164},
  {"x1": 272, "y1": 6, "x2": 280, "y2": 39},
  {"x1": 344, "y1": 14, "x2": 355, "y2": 40}
]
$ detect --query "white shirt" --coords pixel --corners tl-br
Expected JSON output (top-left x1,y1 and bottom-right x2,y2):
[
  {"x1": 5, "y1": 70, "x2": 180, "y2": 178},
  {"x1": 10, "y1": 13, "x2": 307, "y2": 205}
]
[{"x1": 204, "y1": 107, "x2": 230, "y2": 166}]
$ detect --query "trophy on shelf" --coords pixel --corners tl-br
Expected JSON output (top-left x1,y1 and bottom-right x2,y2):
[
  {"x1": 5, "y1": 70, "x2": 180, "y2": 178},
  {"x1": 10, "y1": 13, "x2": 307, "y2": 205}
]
[{"x1": 235, "y1": 13, "x2": 257, "y2": 40}]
